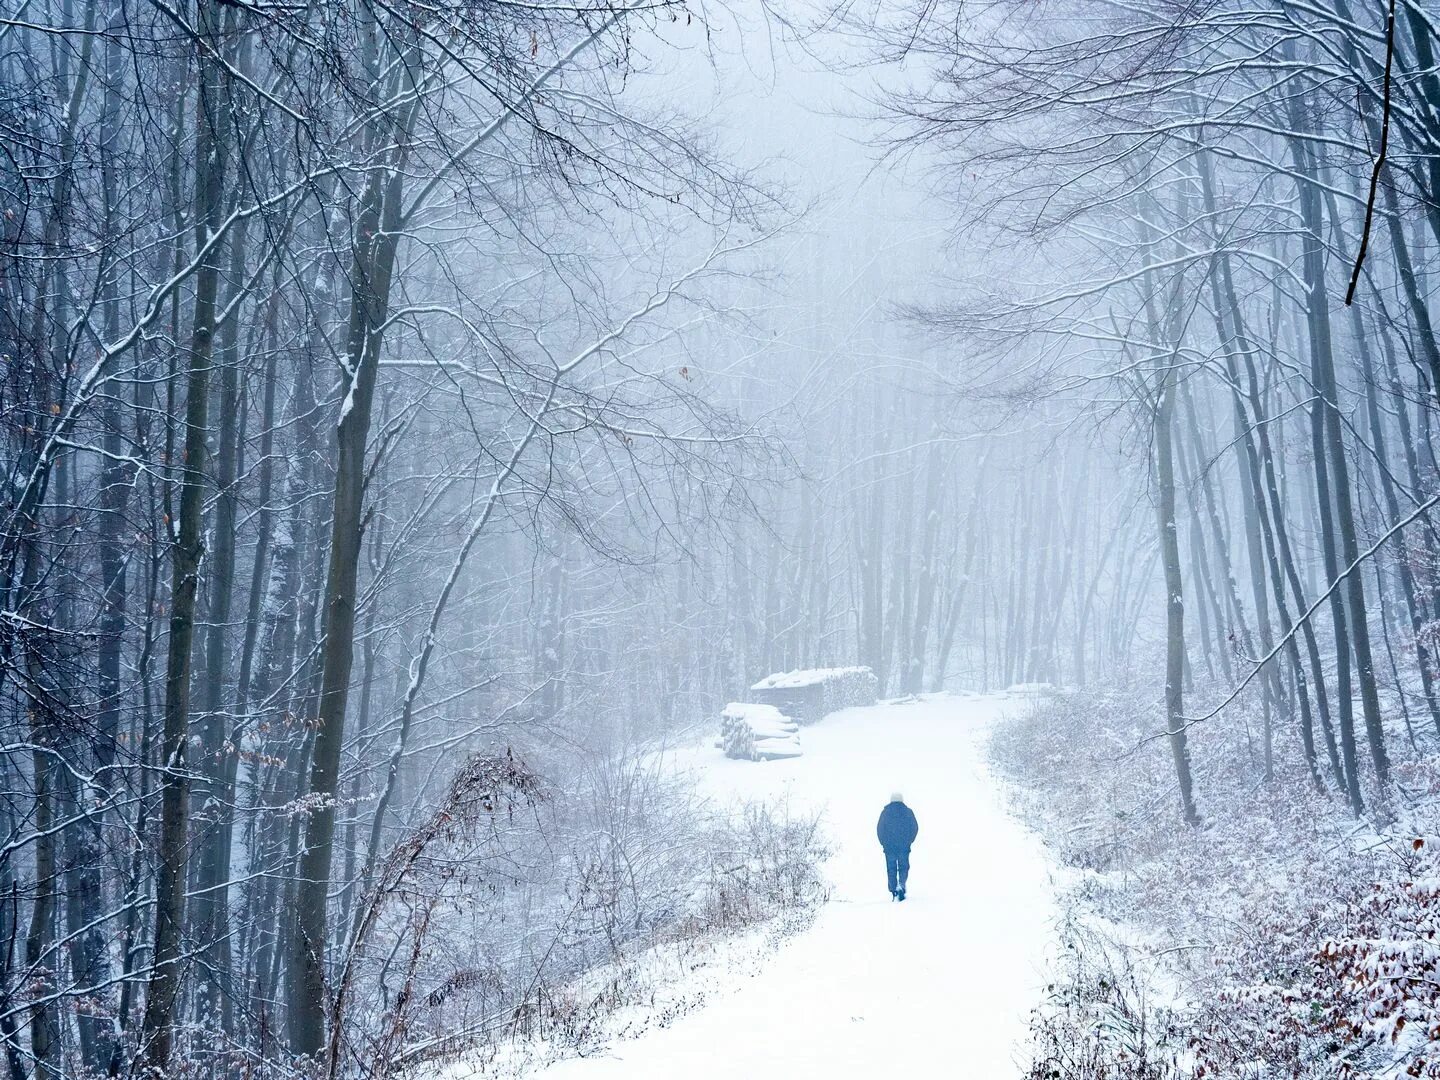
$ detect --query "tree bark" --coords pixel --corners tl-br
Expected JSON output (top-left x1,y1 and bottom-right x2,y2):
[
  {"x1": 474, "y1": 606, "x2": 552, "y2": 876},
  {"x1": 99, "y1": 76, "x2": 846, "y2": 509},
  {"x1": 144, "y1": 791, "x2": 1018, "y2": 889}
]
[
  {"x1": 289, "y1": 47, "x2": 420, "y2": 1055},
  {"x1": 141, "y1": 0, "x2": 229, "y2": 1064}
]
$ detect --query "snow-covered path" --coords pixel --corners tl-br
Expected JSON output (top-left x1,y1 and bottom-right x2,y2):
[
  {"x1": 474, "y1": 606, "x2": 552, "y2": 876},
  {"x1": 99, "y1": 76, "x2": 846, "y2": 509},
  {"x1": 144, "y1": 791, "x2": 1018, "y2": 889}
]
[{"x1": 529, "y1": 693, "x2": 1058, "y2": 1078}]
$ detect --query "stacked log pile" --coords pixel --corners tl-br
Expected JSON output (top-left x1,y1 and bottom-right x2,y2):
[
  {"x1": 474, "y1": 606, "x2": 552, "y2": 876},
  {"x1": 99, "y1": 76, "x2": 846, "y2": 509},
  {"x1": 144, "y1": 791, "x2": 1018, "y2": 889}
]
[
  {"x1": 720, "y1": 702, "x2": 803, "y2": 761},
  {"x1": 747, "y1": 666, "x2": 878, "y2": 725},
  {"x1": 716, "y1": 667, "x2": 878, "y2": 763}
]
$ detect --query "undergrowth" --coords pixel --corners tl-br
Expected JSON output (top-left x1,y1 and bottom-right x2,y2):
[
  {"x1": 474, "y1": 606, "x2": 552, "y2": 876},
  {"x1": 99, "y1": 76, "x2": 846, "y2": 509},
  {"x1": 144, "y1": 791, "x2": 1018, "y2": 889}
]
[
  {"x1": 992, "y1": 685, "x2": 1440, "y2": 1079},
  {"x1": 410, "y1": 784, "x2": 831, "y2": 1077}
]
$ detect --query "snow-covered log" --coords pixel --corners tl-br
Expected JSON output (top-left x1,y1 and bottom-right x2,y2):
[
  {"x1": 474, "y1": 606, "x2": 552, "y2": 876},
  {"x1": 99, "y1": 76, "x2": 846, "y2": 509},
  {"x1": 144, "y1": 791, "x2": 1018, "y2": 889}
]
[
  {"x1": 720, "y1": 702, "x2": 803, "y2": 761},
  {"x1": 1003, "y1": 683, "x2": 1056, "y2": 697},
  {"x1": 748, "y1": 666, "x2": 878, "y2": 725}
]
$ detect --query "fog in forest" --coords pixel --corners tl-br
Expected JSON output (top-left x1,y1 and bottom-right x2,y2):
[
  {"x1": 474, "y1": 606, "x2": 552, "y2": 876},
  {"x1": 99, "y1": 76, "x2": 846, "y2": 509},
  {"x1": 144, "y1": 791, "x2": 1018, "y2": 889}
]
[{"x1": 3, "y1": 1, "x2": 1439, "y2": 1077}]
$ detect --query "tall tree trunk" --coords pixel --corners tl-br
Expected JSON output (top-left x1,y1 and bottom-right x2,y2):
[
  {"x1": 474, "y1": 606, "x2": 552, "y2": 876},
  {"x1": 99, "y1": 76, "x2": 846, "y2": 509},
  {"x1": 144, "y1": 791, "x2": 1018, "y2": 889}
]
[
  {"x1": 192, "y1": 205, "x2": 249, "y2": 1034},
  {"x1": 141, "y1": 0, "x2": 229, "y2": 1063},
  {"x1": 1201, "y1": 188, "x2": 1342, "y2": 785},
  {"x1": 1291, "y1": 131, "x2": 1389, "y2": 801},
  {"x1": 1155, "y1": 359, "x2": 1200, "y2": 824},
  {"x1": 1138, "y1": 202, "x2": 1200, "y2": 824},
  {"x1": 1352, "y1": 286, "x2": 1440, "y2": 735},
  {"x1": 906, "y1": 412, "x2": 945, "y2": 694},
  {"x1": 289, "y1": 47, "x2": 420, "y2": 1056}
]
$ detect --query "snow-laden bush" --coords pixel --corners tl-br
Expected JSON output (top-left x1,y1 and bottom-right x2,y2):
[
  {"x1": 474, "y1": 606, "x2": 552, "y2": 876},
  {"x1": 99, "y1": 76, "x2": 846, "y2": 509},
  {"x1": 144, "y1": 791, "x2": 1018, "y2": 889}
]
[
  {"x1": 720, "y1": 702, "x2": 802, "y2": 760},
  {"x1": 748, "y1": 666, "x2": 878, "y2": 724},
  {"x1": 992, "y1": 684, "x2": 1440, "y2": 1080},
  {"x1": 358, "y1": 748, "x2": 830, "y2": 1074},
  {"x1": 1317, "y1": 839, "x2": 1440, "y2": 1076}
]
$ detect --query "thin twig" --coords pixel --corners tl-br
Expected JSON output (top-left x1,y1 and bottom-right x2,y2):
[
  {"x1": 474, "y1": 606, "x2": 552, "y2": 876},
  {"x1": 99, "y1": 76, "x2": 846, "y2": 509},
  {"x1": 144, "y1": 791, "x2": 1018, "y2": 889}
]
[{"x1": 1345, "y1": 0, "x2": 1398, "y2": 306}]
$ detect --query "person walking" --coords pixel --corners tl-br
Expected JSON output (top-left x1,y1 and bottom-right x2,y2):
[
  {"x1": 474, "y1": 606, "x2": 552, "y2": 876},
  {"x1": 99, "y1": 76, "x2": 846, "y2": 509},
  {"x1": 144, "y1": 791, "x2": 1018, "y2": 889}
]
[{"x1": 876, "y1": 792, "x2": 919, "y2": 901}]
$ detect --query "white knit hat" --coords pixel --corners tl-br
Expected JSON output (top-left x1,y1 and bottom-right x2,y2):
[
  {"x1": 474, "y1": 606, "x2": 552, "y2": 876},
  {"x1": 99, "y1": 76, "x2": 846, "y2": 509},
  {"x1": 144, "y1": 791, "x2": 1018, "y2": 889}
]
[{"x1": 890, "y1": 791, "x2": 903, "y2": 803}]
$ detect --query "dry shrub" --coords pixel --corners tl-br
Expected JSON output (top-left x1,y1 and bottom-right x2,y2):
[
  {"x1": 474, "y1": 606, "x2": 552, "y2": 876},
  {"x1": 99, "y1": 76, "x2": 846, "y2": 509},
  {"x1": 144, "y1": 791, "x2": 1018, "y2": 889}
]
[
  {"x1": 1027, "y1": 916, "x2": 1191, "y2": 1080},
  {"x1": 691, "y1": 799, "x2": 831, "y2": 934},
  {"x1": 336, "y1": 751, "x2": 829, "y2": 1077}
]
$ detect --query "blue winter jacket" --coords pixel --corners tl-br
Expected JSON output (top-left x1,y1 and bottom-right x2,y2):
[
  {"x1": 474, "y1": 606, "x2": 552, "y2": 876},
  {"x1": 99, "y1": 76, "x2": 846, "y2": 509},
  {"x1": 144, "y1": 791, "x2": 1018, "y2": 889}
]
[{"x1": 876, "y1": 801, "x2": 919, "y2": 852}]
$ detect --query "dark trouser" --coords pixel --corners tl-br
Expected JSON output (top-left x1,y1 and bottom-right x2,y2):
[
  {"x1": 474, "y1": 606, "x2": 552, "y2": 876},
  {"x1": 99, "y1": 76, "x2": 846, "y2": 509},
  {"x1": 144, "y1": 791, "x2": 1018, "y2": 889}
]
[{"x1": 884, "y1": 847, "x2": 910, "y2": 895}]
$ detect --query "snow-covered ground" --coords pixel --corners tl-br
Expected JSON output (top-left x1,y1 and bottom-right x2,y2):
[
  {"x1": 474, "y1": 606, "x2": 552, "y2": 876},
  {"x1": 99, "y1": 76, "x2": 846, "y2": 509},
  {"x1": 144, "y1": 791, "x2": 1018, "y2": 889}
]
[{"x1": 492, "y1": 692, "x2": 1060, "y2": 1078}]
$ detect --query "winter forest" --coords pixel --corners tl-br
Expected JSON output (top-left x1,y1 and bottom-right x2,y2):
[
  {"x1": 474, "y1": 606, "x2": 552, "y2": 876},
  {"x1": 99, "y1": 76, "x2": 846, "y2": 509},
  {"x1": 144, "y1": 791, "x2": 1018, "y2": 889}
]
[{"x1": 4, "y1": 0, "x2": 1440, "y2": 1076}]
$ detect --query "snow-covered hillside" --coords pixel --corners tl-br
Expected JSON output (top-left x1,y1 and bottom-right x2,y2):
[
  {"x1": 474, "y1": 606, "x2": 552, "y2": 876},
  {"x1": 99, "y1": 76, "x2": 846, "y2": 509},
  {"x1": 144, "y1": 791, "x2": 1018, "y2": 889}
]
[{"x1": 452, "y1": 692, "x2": 1059, "y2": 1079}]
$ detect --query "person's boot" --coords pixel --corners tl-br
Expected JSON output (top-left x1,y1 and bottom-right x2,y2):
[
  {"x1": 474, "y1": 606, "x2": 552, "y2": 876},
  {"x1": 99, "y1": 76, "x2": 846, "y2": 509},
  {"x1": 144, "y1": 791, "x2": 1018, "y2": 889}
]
[{"x1": 896, "y1": 886, "x2": 906, "y2": 901}]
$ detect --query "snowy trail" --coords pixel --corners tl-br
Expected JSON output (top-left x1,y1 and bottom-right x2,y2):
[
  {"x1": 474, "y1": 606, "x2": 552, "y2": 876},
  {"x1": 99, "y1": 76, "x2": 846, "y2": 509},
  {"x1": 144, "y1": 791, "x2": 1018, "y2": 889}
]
[{"x1": 527, "y1": 693, "x2": 1058, "y2": 1078}]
